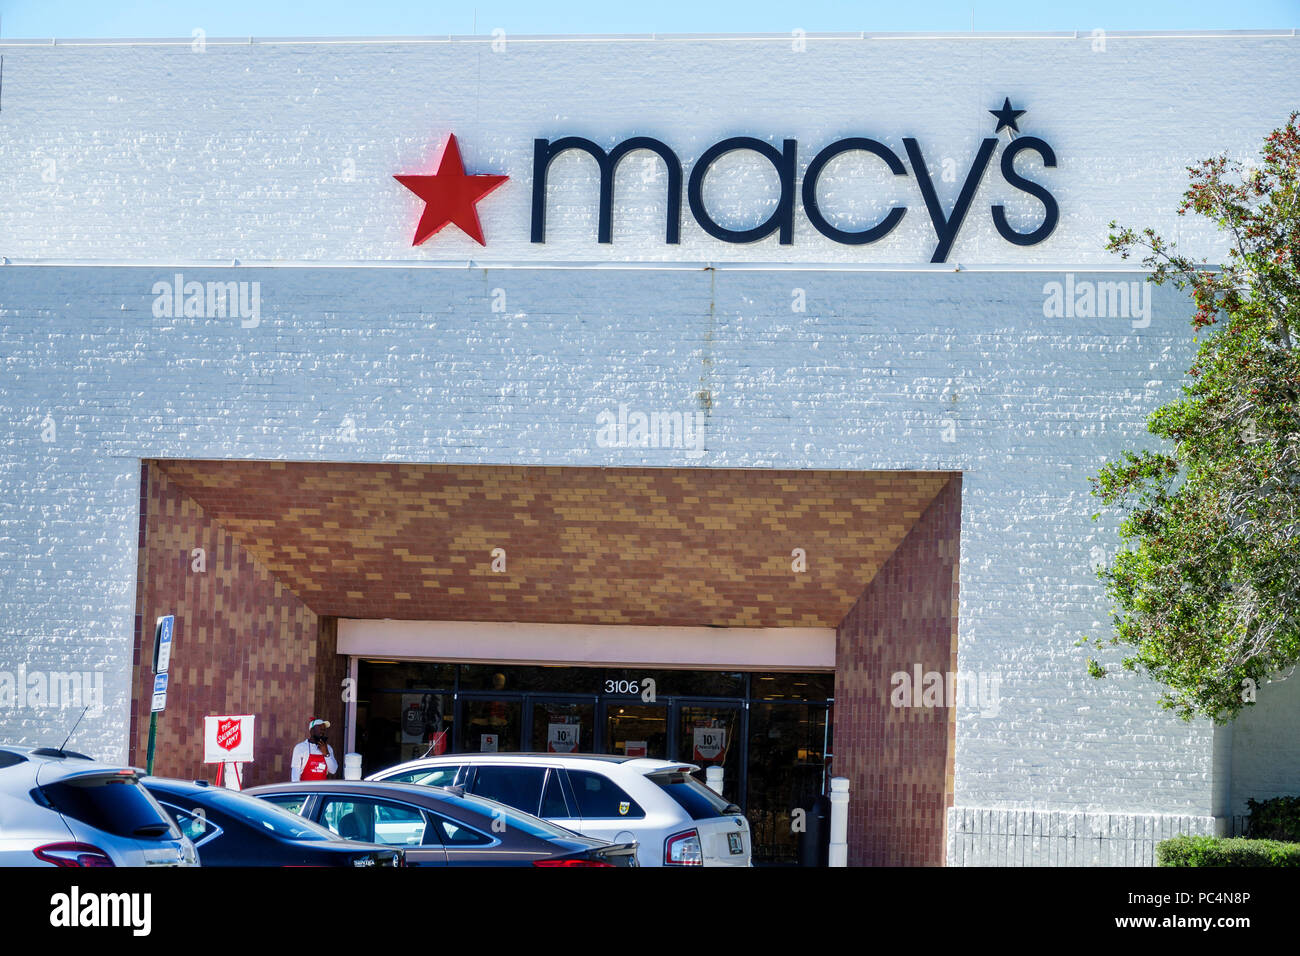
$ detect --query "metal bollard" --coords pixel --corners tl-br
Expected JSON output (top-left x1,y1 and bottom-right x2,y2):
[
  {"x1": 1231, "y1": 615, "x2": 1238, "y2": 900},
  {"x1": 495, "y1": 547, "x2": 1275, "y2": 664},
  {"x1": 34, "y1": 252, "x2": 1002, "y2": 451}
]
[
  {"x1": 705, "y1": 765, "x2": 724, "y2": 795},
  {"x1": 828, "y1": 776, "x2": 849, "y2": 866}
]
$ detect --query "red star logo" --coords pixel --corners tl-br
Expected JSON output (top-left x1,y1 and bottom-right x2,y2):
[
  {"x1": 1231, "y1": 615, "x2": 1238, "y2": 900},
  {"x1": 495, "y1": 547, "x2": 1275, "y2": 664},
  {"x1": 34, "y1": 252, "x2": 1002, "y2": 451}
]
[{"x1": 394, "y1": 133, "x2": 508, "y2": 246}]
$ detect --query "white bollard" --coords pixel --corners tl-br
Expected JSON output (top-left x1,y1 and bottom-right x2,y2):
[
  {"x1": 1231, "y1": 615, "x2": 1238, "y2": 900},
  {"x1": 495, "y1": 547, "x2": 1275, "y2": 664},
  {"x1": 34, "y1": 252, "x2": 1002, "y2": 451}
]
[
  {"x1": 828, "y1": 776, "x2": 849, "y2": 867},
  {"x1": 705, "y1": 765, "x2": 724, "y2": 795},
  {"x1": 343, "y1": 752, "x2": 363, "y2": 781}
]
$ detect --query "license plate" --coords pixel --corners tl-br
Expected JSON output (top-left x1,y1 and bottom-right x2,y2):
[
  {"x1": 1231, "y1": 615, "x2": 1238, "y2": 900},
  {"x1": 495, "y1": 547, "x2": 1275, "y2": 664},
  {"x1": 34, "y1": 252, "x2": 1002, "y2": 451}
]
[{"x1": 727, "y1": 832, "x2": 743, "y2": 855}]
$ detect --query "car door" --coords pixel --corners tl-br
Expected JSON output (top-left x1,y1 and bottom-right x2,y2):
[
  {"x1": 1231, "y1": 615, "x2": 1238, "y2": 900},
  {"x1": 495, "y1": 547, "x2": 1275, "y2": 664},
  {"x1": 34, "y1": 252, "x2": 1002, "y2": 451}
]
[
  {"x1": 426, "y1": 812, "x2": 505, "y2": 866},
  {"x1": 562, "y1": 768, "x2": 644, "y2": 847},
  {"x1": 312, "y1": 794, "x2": 447, "y2": 867}
]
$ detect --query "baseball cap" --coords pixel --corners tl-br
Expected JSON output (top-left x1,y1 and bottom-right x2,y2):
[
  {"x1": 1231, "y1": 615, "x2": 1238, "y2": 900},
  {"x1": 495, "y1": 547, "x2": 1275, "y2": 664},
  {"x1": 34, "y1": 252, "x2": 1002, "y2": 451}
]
[{"x1": 308, "y1": 718, "x2": 330, "y2": 730}]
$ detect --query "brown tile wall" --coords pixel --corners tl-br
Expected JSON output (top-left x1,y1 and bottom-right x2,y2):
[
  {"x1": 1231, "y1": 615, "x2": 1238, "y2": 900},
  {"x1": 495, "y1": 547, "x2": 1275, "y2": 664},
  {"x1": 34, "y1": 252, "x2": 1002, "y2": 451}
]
[
  {"x1": 155, "y1": 461, "x2": 950, "y2": 628},
  {"x1": 130, "y1": 463, "x2": 325, "y2": 788},
  {"x1": 833, "y1": 475, "x2": 962, "y2": 866}
]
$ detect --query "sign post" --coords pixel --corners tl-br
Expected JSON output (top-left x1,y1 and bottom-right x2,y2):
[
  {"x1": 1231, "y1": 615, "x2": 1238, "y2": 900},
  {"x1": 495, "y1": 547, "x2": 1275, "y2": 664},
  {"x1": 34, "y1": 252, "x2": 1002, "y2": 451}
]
[{"x1": 145, "y1": 615, "x2": 173, "y2": 775}]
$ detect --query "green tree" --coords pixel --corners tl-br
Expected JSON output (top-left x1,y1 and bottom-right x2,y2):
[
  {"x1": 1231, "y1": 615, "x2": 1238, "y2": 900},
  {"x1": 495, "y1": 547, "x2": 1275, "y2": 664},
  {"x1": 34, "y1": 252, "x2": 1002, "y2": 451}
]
[{"x1": 1087, "y1": 112, "x2": 1300, "y2": 723}]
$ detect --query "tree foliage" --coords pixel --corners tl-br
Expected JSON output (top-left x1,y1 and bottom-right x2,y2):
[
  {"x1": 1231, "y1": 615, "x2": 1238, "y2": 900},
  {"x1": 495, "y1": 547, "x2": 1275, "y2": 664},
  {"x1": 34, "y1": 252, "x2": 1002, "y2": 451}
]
[{"x1": 1087, "y1": 113, "x2": 1300, "y2": 722}]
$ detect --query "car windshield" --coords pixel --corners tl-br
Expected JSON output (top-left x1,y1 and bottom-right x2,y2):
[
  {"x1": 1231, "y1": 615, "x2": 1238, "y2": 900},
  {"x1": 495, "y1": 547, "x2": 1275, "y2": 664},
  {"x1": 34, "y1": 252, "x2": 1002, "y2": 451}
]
[
  {"x1": 41, "y1": 772, "x2": 180, "y2": 840},
  {"x1": 204, "y1": 789, "x2": 339, "y2": 841},
  {"x1": 647, "y1": 770, "x2": 737, "y2": 820},
  {"x1": 453, "y1": 791, "x2": 584, "y2": 841},
  {"x1": 379, "y1": 766, "x2": 459, "y2": 787}
]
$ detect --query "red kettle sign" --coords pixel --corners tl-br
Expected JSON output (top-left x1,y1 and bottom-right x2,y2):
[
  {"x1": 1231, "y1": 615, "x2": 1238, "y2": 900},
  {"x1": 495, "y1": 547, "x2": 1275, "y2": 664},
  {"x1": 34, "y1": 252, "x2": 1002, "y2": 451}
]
[{"x1": 203, "y1": 714, "x2": 256, "y2": 764}]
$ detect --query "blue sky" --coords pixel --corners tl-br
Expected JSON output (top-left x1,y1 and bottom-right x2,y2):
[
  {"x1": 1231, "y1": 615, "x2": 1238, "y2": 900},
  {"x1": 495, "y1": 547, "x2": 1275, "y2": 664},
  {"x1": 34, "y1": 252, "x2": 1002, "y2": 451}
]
[{"x1": 0, "y1": 0, "x2": 1296, "y2": 38}]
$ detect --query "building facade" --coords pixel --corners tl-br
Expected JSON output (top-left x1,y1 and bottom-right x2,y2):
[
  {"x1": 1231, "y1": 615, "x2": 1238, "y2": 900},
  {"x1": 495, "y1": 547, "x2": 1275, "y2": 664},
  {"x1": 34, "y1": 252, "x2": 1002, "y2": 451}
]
[{"x1": 1, "y1": 30, "x2": 1298, "y2": 864}]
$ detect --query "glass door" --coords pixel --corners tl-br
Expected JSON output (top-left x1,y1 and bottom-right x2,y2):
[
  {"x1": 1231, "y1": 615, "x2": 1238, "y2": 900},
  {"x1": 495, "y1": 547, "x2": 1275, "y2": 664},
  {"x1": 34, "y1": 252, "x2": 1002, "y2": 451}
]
[
  {"x1": 528, "y1": 697, "x2": 596, "y2": 754},
  {"x1": 675, "y1": 701, "x2": 743, "y2": 805},
  {"x1": 745, "y1": 701, "x2": 828, "y2": 864},
  {"x1": 458, "y1": 695, "x2": 522, "y2": 753},
  {"x1": 603, "y1": 701, "x2": 668, "y2": 759}
]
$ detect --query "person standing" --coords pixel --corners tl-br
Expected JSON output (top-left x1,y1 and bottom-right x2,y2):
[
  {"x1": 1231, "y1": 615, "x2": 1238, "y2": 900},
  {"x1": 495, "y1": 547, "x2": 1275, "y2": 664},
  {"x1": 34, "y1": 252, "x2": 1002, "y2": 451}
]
[{"x1": 291, "y1": 718, "x2": 338, "y2": 781}]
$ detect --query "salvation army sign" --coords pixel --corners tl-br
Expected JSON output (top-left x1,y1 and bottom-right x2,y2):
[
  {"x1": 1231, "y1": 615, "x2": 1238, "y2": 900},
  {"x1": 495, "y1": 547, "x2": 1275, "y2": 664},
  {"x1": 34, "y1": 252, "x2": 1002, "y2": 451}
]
[
  {"x1": 203, "y1": 714, "x2": 255, "y2": 763},
  {"x1": 216, "y1": 717, "x2": 241, "y2": 752},
  {"x1": 395, "y1": 99, "x2": 1057, "y2": 263}
]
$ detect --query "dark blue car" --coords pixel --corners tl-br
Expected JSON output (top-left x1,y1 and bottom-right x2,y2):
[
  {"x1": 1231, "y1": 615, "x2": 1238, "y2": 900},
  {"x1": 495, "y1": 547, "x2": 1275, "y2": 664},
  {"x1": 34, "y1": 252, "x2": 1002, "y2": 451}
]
[{"x1": 143, "y1": 778, "x2": 403, "y2": 867}]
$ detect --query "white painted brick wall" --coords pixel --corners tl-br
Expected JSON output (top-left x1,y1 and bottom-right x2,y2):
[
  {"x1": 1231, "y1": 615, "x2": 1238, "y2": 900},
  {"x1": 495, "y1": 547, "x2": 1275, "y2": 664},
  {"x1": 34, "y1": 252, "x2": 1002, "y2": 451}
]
[
  {"x1": 947, "y1": 808, "x2": 1216, "y2": 866},
  {"x1": 0, "y1": 35, "x2": 1295, "y2": 265},
  {"x1": 1229, "y1": 670, "x2": 1300, "y2": 819},
  {"x1": 0, "y1": 265, "x2": 1212, "y2": 813}
]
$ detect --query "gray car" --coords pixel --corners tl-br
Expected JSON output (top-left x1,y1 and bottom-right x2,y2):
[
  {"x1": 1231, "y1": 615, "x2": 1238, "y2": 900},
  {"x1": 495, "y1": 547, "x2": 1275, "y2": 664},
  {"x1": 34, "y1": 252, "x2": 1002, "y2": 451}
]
[
  {"x1": 0, "y1": 745, "x2": 197, "y2": 867},
  {"x1": 246, "y1": 780, "x2": 638, "y2": 867}
]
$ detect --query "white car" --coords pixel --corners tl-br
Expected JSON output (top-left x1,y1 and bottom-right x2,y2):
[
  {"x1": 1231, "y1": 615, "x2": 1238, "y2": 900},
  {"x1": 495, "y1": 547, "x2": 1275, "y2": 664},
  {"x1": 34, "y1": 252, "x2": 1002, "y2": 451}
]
[{"x1": 367, "y1": 753, "x2": 751, "y2": 867}]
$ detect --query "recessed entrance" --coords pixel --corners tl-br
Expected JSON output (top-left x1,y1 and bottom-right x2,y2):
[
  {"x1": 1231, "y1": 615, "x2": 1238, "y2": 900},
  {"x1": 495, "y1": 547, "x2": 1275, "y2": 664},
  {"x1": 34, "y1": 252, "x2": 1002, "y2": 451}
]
[
  {"x1": 130, "y1": 459, "x2": 961, "y2": 865},
  {"x1": 355, "y1": 659, "x2": 832, "y2": 864}
]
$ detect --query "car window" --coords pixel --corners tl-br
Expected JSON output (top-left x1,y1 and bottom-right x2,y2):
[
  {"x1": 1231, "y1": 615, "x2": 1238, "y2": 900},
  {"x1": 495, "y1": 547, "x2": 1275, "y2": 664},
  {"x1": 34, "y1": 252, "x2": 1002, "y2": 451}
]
[
  {"x1": 207, "y1": 789, "x2": 338, "y2": 841},
  {"x1": 159, "y1": 802, "x2": 223, "y2": 846},
  {"x1": 40, "y1": 773, "x2": 180, "y2": 840},
  {"x1": 318, "y1": 797, "x2": 429, "y2": 846},
  {"x1": 566, "y1": 770, "x2": 645, "y2": 820},
  {"x1": 0, "y1": 750, "x2": 27, "y2": 769},
  {"x1": 540, "y1": 770, "x2": 569, "y2": 817},
  {"x1": 468, "y1": 765, "x2": 547, "y2": 816},
  {"x1": 647, "y1": 770, "x2": 734, "y2": 820},
  {"x1": 382, "y1": 766, "x2": 460, "y2": 788},
  {"x1": 430, "y1": 814, "x2": 493, "y2": 846},
  {"x1": 259, "y1": 793, "x2": 309, "y2": 815}
]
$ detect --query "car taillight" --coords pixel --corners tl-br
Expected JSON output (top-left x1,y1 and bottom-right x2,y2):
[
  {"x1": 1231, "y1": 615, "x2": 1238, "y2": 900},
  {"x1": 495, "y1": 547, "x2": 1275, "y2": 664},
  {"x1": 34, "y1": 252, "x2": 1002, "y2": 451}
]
[
  {"x1": 664, "y1": 829, "x2": 703, "y2": 866},
  {"x1": 33, "y1": 842, "x2": 115, "y2": 867},
  {"x1": 532, "y1": 858, "x2": 616, "y2": 867}
]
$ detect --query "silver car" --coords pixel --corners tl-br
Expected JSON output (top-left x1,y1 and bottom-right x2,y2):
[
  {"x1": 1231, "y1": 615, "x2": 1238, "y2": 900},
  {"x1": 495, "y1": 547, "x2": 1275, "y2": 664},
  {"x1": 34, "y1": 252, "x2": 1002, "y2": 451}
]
[{"x1": 0, "y1": 745, "x2": 197, "y2": 867}]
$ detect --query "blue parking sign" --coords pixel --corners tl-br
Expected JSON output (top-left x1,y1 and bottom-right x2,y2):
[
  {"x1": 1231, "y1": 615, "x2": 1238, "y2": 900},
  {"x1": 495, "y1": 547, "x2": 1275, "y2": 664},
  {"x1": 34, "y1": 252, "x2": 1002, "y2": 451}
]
[
  {"x1": 153, "y1": 615, "x2": 174, "y2": 674},
  {"x1": 151, "y1": 673, "x2": 168, "y2": 713}
]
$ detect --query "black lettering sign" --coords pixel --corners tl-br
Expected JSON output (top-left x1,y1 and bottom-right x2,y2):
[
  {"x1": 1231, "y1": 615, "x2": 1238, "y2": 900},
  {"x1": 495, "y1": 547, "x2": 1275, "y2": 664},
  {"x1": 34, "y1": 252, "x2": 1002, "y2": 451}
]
[
  {"x1": 991, "y1": 136, "x2": 1059, "y2": 246},
  {"x1": 531, "y1": 136, "x2": 683, "y2": 244},
  {"x1": 527, "y1": 100, "x2": 1058, "y2": 261}
]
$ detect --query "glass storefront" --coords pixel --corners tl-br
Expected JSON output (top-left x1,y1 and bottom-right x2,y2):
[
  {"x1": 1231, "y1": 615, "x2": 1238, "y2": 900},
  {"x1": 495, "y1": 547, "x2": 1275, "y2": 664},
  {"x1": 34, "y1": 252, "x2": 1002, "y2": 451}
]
[{"x1": 355, "y1": 661, "x2": 833, "y2": 864}]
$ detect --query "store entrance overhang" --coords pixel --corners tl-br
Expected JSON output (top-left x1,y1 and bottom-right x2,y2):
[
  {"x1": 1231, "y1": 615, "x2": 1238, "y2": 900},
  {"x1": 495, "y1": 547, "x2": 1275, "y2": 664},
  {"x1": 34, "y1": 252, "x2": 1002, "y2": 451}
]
[
  {"x1": 338, "y1": 619, "x2": 835, "y2": 670},
  {"x1": 150, "y1": 460, "x2": 953, "y2": 629}
]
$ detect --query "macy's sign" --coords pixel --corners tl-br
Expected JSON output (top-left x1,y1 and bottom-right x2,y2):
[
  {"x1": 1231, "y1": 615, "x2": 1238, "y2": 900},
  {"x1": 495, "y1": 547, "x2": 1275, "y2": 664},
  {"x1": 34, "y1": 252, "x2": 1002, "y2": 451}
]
[{"x1": 395, "y1": 98, "x2": 1058, "y2": 263}]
